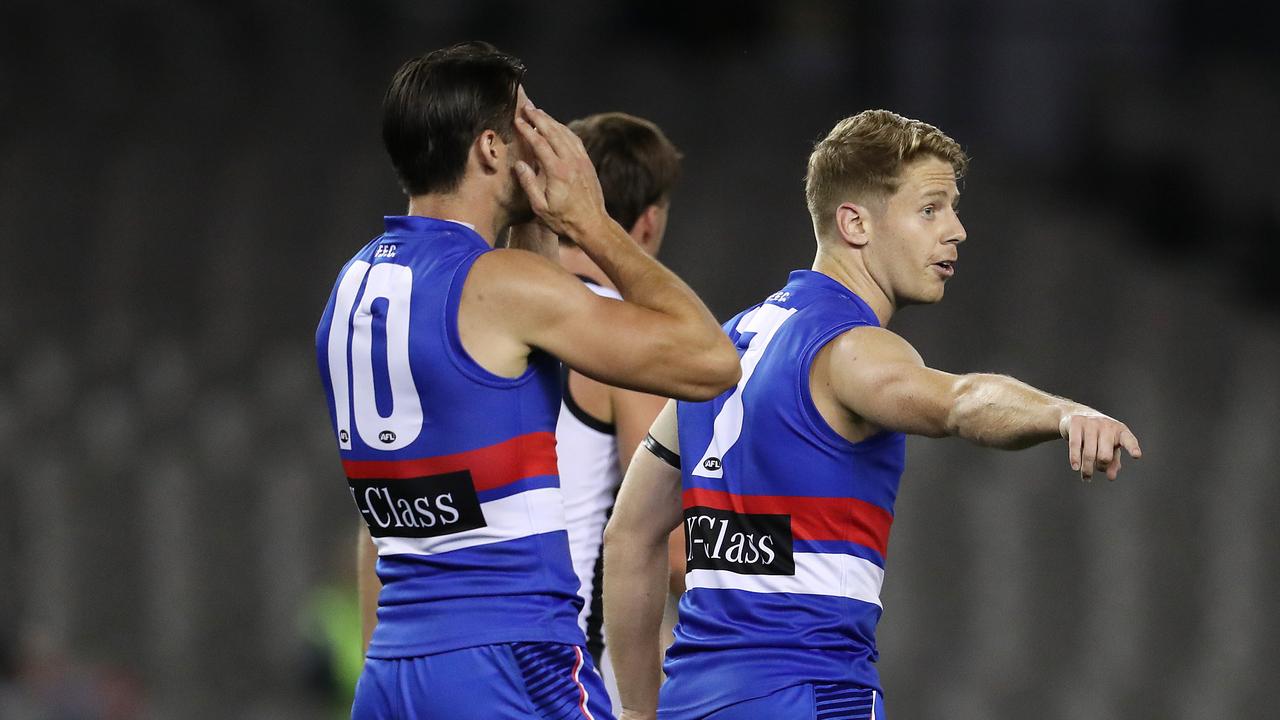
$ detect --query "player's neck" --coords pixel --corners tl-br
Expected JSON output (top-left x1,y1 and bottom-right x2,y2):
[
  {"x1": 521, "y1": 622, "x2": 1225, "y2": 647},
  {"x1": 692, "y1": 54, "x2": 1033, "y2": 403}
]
[
  {"x1": 557, "y1": 244, "x2": 613, "y2": 289},
  {"x1": 405, "y1": 189, "x2": 506, "y2": 247},
  {"x1": 812, "y1": 248, "x2": 895, "y2": 325}
]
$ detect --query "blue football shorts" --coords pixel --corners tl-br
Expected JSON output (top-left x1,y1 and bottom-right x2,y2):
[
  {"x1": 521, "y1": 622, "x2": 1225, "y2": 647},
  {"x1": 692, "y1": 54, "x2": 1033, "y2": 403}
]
[
  {"x1": 352, "y1": 641, "x2": 615, "y2": 720},
  {"x1": 697, "y1": 683, "x2": 885, "y2": 720}
]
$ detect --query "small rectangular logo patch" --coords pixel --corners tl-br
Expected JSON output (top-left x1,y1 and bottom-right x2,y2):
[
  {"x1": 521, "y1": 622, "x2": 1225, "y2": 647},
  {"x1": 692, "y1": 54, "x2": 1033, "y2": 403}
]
[
  {"x1": 349, "y1": 471, "x2": 486, "y2": 538},
  {"x1": 684, "y1": 505, "x2": 794, "y2": 575}
]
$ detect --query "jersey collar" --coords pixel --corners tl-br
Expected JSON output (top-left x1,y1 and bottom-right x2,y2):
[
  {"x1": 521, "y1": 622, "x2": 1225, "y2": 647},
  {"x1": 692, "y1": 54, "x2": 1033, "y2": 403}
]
[
  {"x1": 785, "y1": 270, "x2": 881, "y2": 327},
  {"x1": 382, "y1": 215, "x2": 489, "y2": 248}
]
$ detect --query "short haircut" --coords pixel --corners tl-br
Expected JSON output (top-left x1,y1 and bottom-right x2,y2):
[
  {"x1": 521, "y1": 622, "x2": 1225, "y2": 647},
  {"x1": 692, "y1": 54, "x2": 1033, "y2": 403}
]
[
  {"x1": 382, "y1": 41, "x2": 526, "y2": 196},
  {"x1": 567, "y1": 112, "x2": 683, "y2": 232},
  {"x1": 805, "y1": 109, "x2": 968, "y2": 237}
]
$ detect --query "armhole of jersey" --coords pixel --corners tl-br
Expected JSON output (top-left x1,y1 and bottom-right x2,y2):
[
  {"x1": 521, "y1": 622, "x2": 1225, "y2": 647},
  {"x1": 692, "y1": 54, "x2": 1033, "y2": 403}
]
[
  {"x1": 443, "y1": 249, "x2": 539, "y2": 388},
  {"x1": 795, "y1": 319, "x2": 896, "y2": 452},
  {"x1": 560, "y1": 363, "x2": 615, "y2": 435}
]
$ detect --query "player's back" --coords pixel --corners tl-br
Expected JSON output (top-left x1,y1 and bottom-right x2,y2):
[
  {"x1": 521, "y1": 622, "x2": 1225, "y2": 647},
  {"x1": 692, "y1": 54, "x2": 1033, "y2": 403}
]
[
  {"x1": 663, "y1": 269, "x2": 905, "y2": 718},
  {"x1": 316, "y1": 215, "x2": 584, "y2": 659}
]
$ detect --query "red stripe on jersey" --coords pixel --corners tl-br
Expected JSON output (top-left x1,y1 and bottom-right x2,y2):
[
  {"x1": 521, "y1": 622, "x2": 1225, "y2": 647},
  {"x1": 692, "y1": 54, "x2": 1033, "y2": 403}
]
[
  {"x1": 343, "y1": 431, "x2": 558, "y2": 491},
  {"x1": 683, "y1": 487, "x2": 893, "y2": 557}
]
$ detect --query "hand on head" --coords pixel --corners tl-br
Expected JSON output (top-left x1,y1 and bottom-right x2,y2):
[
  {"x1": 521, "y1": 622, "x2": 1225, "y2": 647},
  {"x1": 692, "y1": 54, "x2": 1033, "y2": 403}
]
[{"x1": 512, "y1": 103, "x2": 609, "y2": 238}]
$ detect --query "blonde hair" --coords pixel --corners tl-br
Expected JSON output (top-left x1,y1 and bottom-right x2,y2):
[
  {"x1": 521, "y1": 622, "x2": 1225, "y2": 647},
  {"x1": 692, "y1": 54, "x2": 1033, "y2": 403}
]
[{"x1": 805, "y1": 109, "x2": 968, "y2": 237}]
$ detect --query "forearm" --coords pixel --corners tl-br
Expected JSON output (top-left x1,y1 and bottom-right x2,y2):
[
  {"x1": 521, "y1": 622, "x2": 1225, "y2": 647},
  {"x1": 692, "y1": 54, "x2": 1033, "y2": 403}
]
[
  {"x1": 568, "y1": 216, "x2": 724, "y2": 349},
  {"x1": 357, "y1": 530, "x2": 380, "y2": 653},
  {"x1": 667, "y1": 526, "x2": 687, "y2": 597},
  {"x1": 603, "y1": 524, "x2": 670, "y2": 716},
  {"x1": 946, "y1": 373, "x2": 1085, "y2": 449}
]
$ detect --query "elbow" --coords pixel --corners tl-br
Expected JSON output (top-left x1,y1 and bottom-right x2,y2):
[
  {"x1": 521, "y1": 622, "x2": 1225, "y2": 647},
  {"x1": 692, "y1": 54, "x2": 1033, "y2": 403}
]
[
  {"x1": 686, "y1": 363, "x2": 740, "y2": 401},
  {"x1": 604, "y1": 511, "x2": 666, "y2": 555},
  {"x1": 709, "y1": 340, "x2": 743, "y2": 391},
  {"x1": 603, "y1": 517, "x2": 643, "y2": 565},
  {"x1": 684, "y1": 337, "x2": 741, "y2": 401},
  {"x1": 602, "y1": 515, "x2": 630, "y2": 555}
]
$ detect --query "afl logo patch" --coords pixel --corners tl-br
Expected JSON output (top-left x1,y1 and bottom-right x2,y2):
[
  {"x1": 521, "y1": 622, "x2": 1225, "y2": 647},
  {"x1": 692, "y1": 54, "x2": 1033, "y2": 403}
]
[
  {"x1": 702, "y1": 457, "x2": 721, "y2": 471},
  {"x1": 378, "y1": 430, "x2": 397, "y2": 444}
]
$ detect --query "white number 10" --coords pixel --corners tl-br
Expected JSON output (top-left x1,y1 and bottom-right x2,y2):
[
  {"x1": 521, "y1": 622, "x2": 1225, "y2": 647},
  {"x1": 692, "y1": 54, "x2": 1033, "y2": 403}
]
[{"x1": 326, "y1": 260, "x2": 423, "y2": 451}]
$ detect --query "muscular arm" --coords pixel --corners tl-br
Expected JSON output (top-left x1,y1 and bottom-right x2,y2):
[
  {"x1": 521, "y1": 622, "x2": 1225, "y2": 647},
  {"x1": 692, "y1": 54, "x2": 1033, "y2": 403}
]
[
  {"x1": 464, "y1": 251, "x2": 735, "y2": 400},
  {"x1": 604, "y1": 401, "x2": 682, "y2": 720},
  {"x1": 827, "y1": 326, "x2": 1142, "y2": 480},
  {"x1": 498, "y1": 104, "x2": 739, "y2": 400}
]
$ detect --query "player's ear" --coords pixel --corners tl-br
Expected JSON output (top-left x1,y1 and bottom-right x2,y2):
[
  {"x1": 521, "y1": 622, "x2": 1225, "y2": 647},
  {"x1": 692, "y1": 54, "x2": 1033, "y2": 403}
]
[
  {"x1": 835, "y1": 202, "x2": 871, "y2": 248},
  {"x1": 630, "y1": 202, "x2": 669, "y2": 254},
  {"x1": 475, "y1": 129, "x2": 504, "y2": 176}
]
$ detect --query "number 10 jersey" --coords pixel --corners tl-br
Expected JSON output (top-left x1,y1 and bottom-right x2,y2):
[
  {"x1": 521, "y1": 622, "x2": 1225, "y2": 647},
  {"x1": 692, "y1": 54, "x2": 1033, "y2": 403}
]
[{"x1": 315, "y1": 216, "x2": 585, "y2": 659}]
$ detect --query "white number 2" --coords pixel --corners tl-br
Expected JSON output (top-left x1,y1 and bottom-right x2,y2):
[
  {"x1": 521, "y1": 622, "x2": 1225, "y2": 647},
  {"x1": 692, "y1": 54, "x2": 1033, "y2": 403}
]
[
  {"x1": 692, "y1": 303, "x2": 796, "y2": 478},
  {"x1": 326, "y1": 260, "x2": 423, "y2": 451}
]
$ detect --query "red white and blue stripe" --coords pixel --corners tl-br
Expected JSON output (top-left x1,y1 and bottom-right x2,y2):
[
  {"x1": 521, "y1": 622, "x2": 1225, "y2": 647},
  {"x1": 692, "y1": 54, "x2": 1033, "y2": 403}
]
[{"x1": 663, "y1": 270, "x2": 906, "y2": 720}]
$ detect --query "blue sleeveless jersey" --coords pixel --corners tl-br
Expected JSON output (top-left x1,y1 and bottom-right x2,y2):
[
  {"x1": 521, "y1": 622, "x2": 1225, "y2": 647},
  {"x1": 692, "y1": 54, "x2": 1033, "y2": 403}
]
[
  {"x1": 662, "y1": 270, "x2": 906, "y2": 718},
  {"x1": 315, "y1": 216, "x2": 585, "y2": 659}
]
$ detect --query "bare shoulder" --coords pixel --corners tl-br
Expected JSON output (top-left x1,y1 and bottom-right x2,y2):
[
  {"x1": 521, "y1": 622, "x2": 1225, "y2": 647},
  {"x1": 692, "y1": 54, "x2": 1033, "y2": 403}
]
[
  {"x1": 466, "y1": 249, "x2": 596, "y2": 323},
  {"x1": 825, "y1": 325, "x2": 924, "y2": 370},
  {"x1": 469, "y1": 248, "x2": 567, "y2": 301}
]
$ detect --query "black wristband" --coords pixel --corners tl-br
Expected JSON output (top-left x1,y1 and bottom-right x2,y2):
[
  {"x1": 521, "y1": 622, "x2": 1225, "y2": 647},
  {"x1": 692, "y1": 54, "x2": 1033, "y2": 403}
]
[{"x1": 643, "y1": 433, "x2": 681, "y2": 470}]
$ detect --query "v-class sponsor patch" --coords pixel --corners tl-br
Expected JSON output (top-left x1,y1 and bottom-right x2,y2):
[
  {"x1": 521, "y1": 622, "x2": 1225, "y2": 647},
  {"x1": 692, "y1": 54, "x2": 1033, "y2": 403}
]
[
  {"x1": 349, "y1": 470, "x2": 486, "y2": 538},
  {"x1": 684, "y1": 506, "x2": 795, "y2": 576}
]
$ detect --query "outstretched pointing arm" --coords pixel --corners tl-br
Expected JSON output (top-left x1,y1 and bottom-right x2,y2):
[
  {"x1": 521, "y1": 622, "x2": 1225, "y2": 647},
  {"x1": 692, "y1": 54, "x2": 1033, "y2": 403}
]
[{"x1": 827, "y1": 326, "x2": 1143, "y2": 480}]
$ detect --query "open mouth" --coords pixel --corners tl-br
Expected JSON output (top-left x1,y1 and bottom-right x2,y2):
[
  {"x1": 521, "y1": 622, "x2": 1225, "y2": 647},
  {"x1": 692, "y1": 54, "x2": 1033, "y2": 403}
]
[{"x1": 932, "y1": 260, "x2": 956, "y2": 278}]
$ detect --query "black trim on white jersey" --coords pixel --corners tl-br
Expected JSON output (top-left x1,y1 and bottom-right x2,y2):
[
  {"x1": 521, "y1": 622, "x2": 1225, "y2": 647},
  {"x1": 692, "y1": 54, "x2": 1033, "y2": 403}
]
[
  {"x1": 584, "y1": 500, "x2": 613, "y2": 665},
  {"x1": 560, "y1": 363, "x2": 615, "y2": 435},
  {"x1": 644, "y1": 433, "x2": 681, "y2": 469}
]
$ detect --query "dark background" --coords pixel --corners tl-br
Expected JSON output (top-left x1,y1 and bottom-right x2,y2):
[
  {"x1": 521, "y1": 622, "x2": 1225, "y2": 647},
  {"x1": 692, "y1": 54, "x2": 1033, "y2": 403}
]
[{"x1": 2, "y1": 1, "x2": 1277, "y2": 718}]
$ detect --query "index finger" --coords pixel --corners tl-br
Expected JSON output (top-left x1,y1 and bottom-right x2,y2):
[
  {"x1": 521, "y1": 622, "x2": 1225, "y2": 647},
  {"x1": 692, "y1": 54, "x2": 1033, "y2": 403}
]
[
  {"x1": 514, "y1": 112, "x2": 560, "y2": 168},
  {"x1": 1067, "y1": 416, "x2": 1082, "y2": 472},
  {"x1": 1119, "y1": 428, "x2": 1142, "y2": 459},
  {"x1": 522, "y1": 105, "x2": 581, "y2": 158}
]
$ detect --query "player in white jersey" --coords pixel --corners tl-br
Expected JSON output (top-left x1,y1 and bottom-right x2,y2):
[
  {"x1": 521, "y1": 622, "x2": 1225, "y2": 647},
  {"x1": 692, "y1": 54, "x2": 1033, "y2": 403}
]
[{"x1": 554, "y1": 113, "x2": 684, "y2": 708}]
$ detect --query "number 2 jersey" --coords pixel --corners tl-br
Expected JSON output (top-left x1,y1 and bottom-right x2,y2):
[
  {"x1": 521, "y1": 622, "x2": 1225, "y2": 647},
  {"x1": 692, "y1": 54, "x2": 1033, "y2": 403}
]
[
  {"x1": 662, "y1": 269, "x2": 906, "y2": 718},
  {"x1": 315, "y1": 215, "x2": 585, "y2": 659}
]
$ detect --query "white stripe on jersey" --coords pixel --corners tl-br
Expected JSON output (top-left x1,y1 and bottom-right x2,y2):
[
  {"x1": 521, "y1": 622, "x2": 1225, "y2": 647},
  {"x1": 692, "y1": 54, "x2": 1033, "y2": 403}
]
[
  {"x1": 684, "y1": 551, "x2": 885, "y2": 607},
  {"x1": 374, "y1": 487, "x2": 566, "y2": 557}
]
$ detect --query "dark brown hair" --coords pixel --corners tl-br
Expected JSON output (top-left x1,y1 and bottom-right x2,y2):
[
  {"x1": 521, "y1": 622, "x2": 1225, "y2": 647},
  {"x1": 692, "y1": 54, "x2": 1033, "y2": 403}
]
[
  {"x1": 568, "y1": 112, "x2": 683, "y2": 231},
  {"x1": 382, "y1": 41, "x2": 526, "y2": 196}
]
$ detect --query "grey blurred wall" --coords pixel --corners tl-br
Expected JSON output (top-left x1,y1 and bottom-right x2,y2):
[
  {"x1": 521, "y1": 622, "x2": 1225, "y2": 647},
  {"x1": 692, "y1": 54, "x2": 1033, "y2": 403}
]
[{"x1": 1, "y1": 1, "x2": 1277, "y2": 718}]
